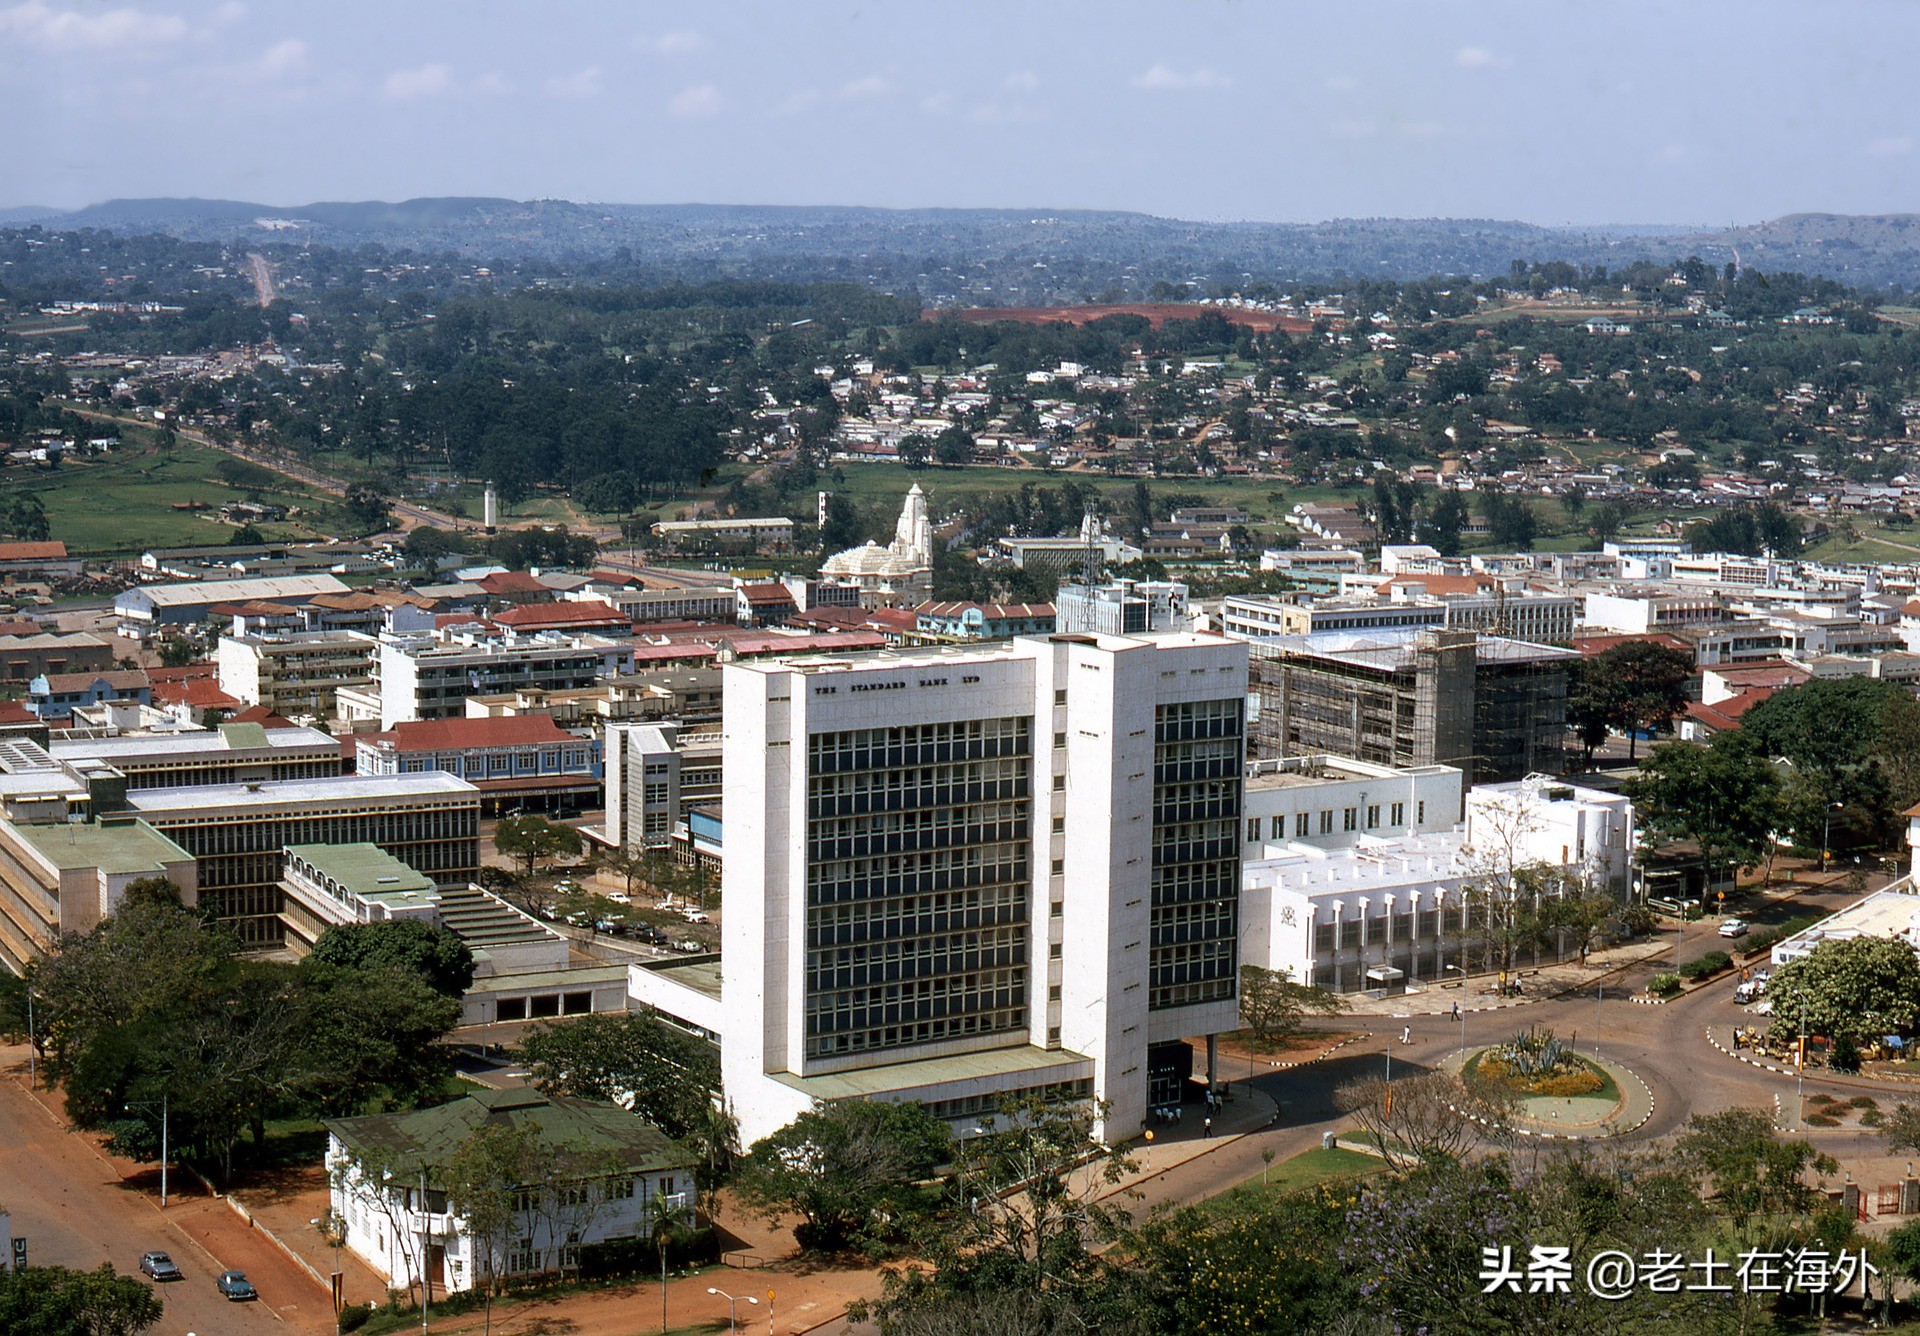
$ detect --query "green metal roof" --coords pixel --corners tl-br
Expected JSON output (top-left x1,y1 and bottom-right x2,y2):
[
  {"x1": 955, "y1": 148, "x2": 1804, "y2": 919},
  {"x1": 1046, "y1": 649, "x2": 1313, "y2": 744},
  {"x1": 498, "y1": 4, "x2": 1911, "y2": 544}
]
[
  {"x1": 284, "y1": 843, "x2": 437, "y2": 910},
  {"x1": 13, "y1": 816, "x2": 191, "y2": 875},
  {"x1": 326, "y1": 1088, "x2": 690, "y2": 1177}
]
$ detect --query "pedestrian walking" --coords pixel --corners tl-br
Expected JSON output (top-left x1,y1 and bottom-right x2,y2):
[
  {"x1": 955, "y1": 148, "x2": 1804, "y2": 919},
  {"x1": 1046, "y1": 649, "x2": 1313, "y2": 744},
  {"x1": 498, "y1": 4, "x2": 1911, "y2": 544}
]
[
  {"x1": 1401, "y1": 1025, "x2": 1412, "y2": 1045},
  {"x1": 1451, "y1": 1001, "x2": 1460, "y2": 1021},
  {"x1": 1203, "y1": 1116, "x2": 1212, "y2": 1138}
]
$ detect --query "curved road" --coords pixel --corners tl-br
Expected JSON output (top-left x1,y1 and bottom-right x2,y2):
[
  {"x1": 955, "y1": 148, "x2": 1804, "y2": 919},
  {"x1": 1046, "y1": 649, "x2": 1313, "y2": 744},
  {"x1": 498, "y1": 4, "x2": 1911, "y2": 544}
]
[{"x1": 1122, "y1": 951, "x2": 1910, "y2": 1222}]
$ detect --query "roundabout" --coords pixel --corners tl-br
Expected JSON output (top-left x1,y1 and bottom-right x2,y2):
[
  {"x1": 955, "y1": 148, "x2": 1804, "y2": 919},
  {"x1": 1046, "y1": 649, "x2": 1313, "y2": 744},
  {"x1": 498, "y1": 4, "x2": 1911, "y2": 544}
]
[{"x1": 1445, "y1": 1030, "x2": 1656, "y2": 1140}]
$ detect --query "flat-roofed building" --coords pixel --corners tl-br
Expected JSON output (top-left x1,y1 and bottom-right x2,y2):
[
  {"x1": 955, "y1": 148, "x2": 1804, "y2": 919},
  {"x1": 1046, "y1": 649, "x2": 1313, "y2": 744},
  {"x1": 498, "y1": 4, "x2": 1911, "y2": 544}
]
[
  {"x1": 126, "y1": 773, "x2": 480, "y2": 947},
  {"x1": 1238, "y1": 629, "x2": 1575, "y2": 786},
  {"x1": 218, "y1": 631, "x2": 379, "y2": 719},
  {"x1": 375, "y1": 631, "x2": 633, "y2": 729},
  {"x1": 652, "y1": 515, "x2": 795, "y2": 554},
  {"x1": 1241, "y1": 755, "x2": 1464, "y2": 860},
  {"x1": 51, "y1": 721, "x2": 343, "y2": 790},
  {"x1": 0, "y1": 814, "x2": 197, "y2": 969},
  {"x1": 717, "y1": 631, "x2": 1248, "y2": 1146}
]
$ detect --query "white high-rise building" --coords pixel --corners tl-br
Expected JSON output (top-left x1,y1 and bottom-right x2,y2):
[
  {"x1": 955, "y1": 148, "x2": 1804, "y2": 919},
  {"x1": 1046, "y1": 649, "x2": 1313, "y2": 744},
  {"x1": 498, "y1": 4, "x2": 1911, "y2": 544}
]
[{"x1": 721, "y1": 631, "x2": 1248, "y2": 1146}]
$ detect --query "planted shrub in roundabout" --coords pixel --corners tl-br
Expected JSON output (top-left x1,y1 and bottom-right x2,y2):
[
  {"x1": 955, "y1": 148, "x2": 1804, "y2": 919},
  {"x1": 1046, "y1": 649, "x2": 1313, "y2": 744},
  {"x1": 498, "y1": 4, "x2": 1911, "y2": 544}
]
[{"x1": 1468, "y1": 1025, "x2": 1606, "y2": 1099}]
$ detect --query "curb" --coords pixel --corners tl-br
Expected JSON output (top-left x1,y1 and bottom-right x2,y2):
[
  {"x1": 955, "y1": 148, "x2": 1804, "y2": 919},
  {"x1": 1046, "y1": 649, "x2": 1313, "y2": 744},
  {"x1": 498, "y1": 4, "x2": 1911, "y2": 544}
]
[
  {"x1": 1266, "y1": 1032, "x2": 1371, "y2": 1071},
  {"x1": 1704, "y1": 1027, "x2": 1799, "y2": 1078},
  {"x1": 1629, "y1": 994, "x2": 1671, "y2": 1006},
  {"x1": 1446, "y1": 1052, "x2": 1655, "y2": 1142}
]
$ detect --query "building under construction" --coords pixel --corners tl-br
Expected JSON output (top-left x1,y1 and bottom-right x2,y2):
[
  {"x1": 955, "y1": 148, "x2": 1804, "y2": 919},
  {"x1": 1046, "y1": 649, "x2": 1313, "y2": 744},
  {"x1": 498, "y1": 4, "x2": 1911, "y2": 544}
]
[{"x1": 1244, "y1": 629, "x2": 1574, "y2": 785}]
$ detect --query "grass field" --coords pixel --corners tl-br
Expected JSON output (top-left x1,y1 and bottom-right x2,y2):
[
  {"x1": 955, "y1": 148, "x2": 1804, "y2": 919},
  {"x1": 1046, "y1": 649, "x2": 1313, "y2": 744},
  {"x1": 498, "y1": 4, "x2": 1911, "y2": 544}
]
[
  {"x1": 1222, "y1": 1145, "x2": 1384, "y2": 1201},
  {"x1": 8, "y1": 437, "x2": 343, "y2": 555}
]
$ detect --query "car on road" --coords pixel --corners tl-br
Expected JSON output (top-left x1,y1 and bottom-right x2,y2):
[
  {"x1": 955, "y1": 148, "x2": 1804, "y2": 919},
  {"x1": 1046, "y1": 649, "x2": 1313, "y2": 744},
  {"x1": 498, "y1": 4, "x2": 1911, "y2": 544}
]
[
  {"x1": 1719, "y1": 918, "x2": 1749, "y2": 938},
  {"x1": 216, "y1": 1270, "x2": 257, "y2": 1301},
  {"x1": 1735, "y1": 979, "x2": 1765, "y2": 1004},
  {"x1": 138, "y1": 1251, "x2": 181, "y2": 1282}
]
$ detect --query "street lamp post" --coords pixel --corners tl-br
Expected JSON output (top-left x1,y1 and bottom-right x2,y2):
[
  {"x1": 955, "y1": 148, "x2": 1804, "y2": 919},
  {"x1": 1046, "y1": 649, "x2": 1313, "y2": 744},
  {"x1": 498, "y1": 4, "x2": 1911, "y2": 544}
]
[
  {"x1": 125, "y1": 1092, "x2": 169, "y2": 1208},
  {"x1": 708, "y1": 1286, "x2": 759, "y2": 1334},
  {"x1": 1822, "y1": 802, "x2": 1845, "y2": 879}
]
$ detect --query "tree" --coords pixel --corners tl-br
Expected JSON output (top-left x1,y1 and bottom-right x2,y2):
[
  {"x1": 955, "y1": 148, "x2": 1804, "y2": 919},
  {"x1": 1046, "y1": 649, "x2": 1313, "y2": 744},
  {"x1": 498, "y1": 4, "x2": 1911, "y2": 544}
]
[
  {"x1": 1742, "y1": 675, "x2": 1912, "y2": 776},
  {"x1": 1334, "y1": 1070, "x2": 1513, "y2": 1169},
  {"x1": 1593, "y1": 640, "x2": 1693, "y2": 759},
  {"x1": 1764, "y1": 934, "x2": 1920, "y2": 1047},
  {"x1": 1626, "y1": 735, "x2": 1781, "y2": 894},
  {"x1": 445, "y1": 1121, "x2": 545, "y2": 1318},
  {"x1": 869, "y1": 1097, "x2": 1134, "y2": 1325},
  {"x1": 1564, "y1": 657, "x2": 1617, "y2": 765},
  {"x1": 900, "y1": 433, "x2": 932, "y2": 470},
  {"x1": 0, "y1": 1263, "x2": 163, "y2": 1336},
  {"x1": 402, "y1": 525, "x2": 457, "y2": 569},
  {"x1": 644, "y1": 1188, "x2": 695, "y2": 1334},
  {"x1": 1675, "y1": 1107, "x2": 1837, "y2": 1226},
  {"x1": 493, "y1": 813, "x2": 582, "y2": 875},
  {"x1": 306, "y1": 919, "x2": 475, "y2": 998},
  {"x1": 733, "y1": 1098, "x2": 951, "y2": 1252},
  {"x1": 1878, "y1": 1100, "x2": 1920, "y2": 1156},
  {"x1": 514, "y1": 1011, "x2": 719, "y2": 1139},
  {"x1": 1424, "y1": 489, "x2": 1469, "y2": 557},
  {"x1": 933, "y1": 425, "x2": 976, "y2": 466},
  {"x1": 1237, "y1": 964, "x2": 1345, "y2": 1050}
]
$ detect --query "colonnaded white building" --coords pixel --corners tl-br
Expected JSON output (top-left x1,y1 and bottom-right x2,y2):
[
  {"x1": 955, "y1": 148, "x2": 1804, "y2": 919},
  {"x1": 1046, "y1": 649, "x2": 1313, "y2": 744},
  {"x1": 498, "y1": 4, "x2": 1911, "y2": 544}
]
[
  {"x1": 1240, "y1": 771, "x2": 1635, "y2": 993},
  {"x1": 717, "y1": 632, "x2": 1249, "y2": 1146}
]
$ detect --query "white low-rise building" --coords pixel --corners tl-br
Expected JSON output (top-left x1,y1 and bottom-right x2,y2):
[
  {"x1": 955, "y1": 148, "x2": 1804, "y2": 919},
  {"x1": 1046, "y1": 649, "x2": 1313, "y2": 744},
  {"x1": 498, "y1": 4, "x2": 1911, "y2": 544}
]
[
  {"x1": 326, "y1": 1089, "x2": 696, "y2": 1294},
  {"x1": 1241, "y1": 774, "x2": 1635, "y2": 992}
]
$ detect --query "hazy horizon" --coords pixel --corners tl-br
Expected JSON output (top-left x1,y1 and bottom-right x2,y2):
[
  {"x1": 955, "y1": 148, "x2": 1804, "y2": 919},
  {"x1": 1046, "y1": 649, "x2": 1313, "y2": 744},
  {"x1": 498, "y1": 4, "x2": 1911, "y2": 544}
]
[{"x1": 7, "y1": 0, "x2": 1915, "y2": 226}]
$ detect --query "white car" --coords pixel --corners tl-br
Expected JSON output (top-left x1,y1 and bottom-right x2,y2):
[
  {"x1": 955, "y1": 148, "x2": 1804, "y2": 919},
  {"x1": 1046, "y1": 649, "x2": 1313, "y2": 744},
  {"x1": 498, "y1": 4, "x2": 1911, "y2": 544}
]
[{"x1": 1718, "y1": 918, "x2": 1749, "y2": 938}]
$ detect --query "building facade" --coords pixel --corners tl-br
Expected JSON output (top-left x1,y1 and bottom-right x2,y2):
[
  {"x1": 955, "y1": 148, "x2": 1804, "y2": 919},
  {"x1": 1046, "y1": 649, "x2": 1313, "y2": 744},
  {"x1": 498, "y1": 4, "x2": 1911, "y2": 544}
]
[
  {"x1": 218, "y1": 631, "x2": 379, "y2": 719},
  {"x1": 720, "y1": 631, "x2": 1248, "y2": 1146},
  {"x1": 1240, "y1": 630, "x2": 1573, "y2": 786},
  {"x1": 125, "y1": 774, "x2": 480, "y2": 946}
]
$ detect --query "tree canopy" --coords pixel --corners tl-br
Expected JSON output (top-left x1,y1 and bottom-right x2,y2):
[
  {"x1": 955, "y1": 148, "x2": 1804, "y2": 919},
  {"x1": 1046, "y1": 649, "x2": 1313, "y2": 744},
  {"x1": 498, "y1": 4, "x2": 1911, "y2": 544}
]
[
  {"x1": 734, "y1": 1097, "x2": 951, "y2": 1253},
  {"x1": 306, "y1": 918, "x2": 476, "y2": 998},
  {"x1": 1765, "y1": 934, "x2": 1920, "y2": 1046},
  {"x1": 514, "y1": 1010, "x2": 720, "y2": 1140}
]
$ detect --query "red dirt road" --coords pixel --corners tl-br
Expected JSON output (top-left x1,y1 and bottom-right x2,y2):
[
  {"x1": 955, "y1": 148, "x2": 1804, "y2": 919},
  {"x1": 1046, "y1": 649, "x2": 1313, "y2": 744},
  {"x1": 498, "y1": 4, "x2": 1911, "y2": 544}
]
[{"x1": 0, "y1": 1045, "x2": 330, "y2": 1333}]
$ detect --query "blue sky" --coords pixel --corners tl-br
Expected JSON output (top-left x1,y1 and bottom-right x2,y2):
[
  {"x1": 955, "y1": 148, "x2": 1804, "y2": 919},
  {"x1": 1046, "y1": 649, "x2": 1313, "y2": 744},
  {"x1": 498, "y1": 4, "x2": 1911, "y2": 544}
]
[{"x1": 5, "y1": 0, "x2": 1916, "y2": 224}]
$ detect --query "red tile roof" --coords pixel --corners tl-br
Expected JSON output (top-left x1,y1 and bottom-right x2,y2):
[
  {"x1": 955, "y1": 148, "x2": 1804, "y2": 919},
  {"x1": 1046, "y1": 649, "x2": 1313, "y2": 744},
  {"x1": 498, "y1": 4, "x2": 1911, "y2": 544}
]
[
  {"x1": 0, "y1": 700, "x2": 37, "y2": 724},
  {"x1": 230, "y1": 704, "x2": 300, "y2": 727},
  {"x1": 492, "y1": 600, "x2": 628, "y2": 628},
  {"x1": 737, "y1": 583, "x2": 796, "y2": 606},
  {"x1": 0, "y1": 619, "x2": 42, "y2": 637},
  {"x1": 1572, "y1": 633, "x2": 1696, "y2": 659},
  {"x1": 0, "y1": 541, "x2": 69, "y2": 561},
  {"x1": 152, "y1": 677, "x2": 242, "y2": 711},
  {"x1": 365, "y1": 715, "x2": 578, "y2": 751},
  {"x1": 478, "y1": 571, "x2": 548, "y2": 595}
]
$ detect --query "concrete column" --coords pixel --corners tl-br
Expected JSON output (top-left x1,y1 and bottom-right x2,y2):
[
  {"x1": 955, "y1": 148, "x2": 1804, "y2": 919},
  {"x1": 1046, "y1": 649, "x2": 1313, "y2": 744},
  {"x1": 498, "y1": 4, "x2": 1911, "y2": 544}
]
[{"x1": 1206, "y1": 1034, "x2": 1219, "y2": 1094}]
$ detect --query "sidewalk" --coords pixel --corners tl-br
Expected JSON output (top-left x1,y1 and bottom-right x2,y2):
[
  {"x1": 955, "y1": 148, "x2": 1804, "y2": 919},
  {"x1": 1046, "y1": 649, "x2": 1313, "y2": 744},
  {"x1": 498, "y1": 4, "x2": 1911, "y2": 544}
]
[{"x1": 1336, "y1": 935, "x2": 1678, "y2": 1018}]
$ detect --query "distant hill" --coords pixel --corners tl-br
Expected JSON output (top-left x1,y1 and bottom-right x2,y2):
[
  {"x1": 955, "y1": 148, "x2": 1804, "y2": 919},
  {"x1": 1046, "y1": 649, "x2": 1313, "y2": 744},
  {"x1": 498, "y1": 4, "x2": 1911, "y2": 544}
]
[{"x1": 9, "y1": 197, "x2": 1918, "y2": 293}]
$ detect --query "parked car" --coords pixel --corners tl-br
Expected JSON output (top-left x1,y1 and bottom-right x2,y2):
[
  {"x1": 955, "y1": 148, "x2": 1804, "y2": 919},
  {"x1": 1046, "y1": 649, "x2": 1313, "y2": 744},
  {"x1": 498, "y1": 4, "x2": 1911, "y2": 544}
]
[
  {"x1": 139, "y1": 1252, "x2": 182, "y2": 1282},
  {"x1": 1718, "y1": 918, "x2": 1749, "y2": 938},
  {"x1": 216, "y1": 1271, "x2": 257, "y2": 1301},
  {"x1": 1734, "y1": 979, "x2": 1764, "y2": 1004},
  {"x1": 682, "y1": 910, "x2": 711, "y2": 924}
]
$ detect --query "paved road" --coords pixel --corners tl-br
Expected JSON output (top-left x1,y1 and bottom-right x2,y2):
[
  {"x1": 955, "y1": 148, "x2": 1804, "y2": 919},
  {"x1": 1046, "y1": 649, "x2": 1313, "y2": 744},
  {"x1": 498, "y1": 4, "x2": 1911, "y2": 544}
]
[{"x1": 0, "y1": 1054, "x2": 331, "y2": 1334}]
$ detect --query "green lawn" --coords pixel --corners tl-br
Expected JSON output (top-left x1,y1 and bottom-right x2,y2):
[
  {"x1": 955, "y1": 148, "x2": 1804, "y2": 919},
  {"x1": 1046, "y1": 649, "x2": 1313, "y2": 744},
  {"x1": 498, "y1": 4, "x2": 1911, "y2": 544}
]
[
  {"x1": 1222, "y1": 1145, "x2": 1384, "y2": 1201},
  {"x1": 10, "y1": 438, "x2": 343, "y2": 555}
]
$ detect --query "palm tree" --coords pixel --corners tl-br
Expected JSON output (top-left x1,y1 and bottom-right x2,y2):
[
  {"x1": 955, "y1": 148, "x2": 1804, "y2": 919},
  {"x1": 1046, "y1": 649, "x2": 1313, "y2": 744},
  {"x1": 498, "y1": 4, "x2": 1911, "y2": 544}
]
[
  {"x1": 644, "y1": 1190, "x2": 694, "y2": 1335},
  {"x1": 684, "y1": 1102, "x2": 740, "y2": 1221}
]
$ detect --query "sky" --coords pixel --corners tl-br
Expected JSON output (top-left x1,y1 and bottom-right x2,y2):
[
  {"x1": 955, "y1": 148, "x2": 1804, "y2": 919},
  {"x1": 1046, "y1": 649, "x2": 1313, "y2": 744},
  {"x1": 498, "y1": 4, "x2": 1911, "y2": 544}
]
[{"x1": 5, "y1": 0, "x2": 1918, "y2": 226}]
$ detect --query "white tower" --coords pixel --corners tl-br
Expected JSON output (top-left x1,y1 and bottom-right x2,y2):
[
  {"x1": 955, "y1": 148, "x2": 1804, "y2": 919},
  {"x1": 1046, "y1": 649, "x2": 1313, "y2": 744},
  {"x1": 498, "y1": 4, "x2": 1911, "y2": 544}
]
[{"x1": 483, "y1": 482, "x2": 498, "y2": 533}]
